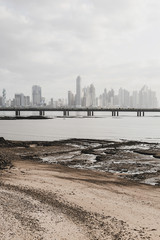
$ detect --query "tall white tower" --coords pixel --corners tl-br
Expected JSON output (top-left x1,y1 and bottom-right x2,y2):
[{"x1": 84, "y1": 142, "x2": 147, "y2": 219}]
[{"x1": 76, "y1": 76, "x2": 81, "y2": 107}]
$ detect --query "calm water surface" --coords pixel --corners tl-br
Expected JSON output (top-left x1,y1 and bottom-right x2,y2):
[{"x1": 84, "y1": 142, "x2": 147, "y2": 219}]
[{"x1": 0, "y1": 113, "x2": 160, "y2": 142}]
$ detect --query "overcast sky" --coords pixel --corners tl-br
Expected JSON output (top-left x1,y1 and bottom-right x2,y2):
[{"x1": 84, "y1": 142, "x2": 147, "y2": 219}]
[{"x1": 0, "y1": 0, "x2": 160, "y2": 101}]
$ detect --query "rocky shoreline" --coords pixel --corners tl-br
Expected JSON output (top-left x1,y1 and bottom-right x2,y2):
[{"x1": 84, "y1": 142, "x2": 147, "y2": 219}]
[
  {"x1": 0, "y1": 137, "x2": 160, "y2": 186},
  {"x1": 1, "y1": 137, "x2": 160, "y2": 239}
]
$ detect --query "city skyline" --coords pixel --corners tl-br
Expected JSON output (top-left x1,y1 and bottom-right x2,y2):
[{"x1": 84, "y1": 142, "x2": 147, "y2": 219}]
[
  {"x1": 0, "y1": 77, "x2": 158, "y2": 108},
  {"x1": 0, "y1": 1, "x2": 160, "y2": 100}
]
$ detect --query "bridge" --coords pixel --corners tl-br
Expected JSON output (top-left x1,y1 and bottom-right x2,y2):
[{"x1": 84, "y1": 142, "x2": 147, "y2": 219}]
[{"x1": 0, "y1": 107, "x2": 160, "y2": 117}]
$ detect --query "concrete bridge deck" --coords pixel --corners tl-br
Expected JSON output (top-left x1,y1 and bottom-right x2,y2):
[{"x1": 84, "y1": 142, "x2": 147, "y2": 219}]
[{"x1": 0, "y1": 107, "x2": 160, "y2": 117}]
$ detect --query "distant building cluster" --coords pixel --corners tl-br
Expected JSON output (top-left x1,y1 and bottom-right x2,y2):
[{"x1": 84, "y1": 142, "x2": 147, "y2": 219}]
[
  {"x1": 68, "y1": 76, "x2": 158, "y2": 108},
  {"x1": 0, "y1": 77, "x2": 158, "y2": 108},
  {"x1": 0, "y1": 86, "x2": 43, "y2": 107}
]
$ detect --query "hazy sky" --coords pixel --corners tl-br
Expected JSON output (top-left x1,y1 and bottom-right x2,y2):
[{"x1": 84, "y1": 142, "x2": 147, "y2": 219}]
[{"x1": 0, "y1": 0, "x2": 160, "y2": 101}]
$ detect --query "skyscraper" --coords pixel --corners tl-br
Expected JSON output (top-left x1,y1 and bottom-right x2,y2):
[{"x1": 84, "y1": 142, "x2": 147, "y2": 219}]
[
  {"x1": 0, "y1": 97, "x2": 3, "y2": 106},
  {"x1": 83, "y1": 84, "x2": 96, "y2": 107},
  {"x1": 15, "y1": 94, "x2": 24, "y2": 106},
  {"x1": 76, "y1": 76, "x2": 81, "y2": 107},
  {"x1": 2, "y1": 89, "x2": 6, "y2": 107},
  {"x1": 32, "y1": 85, "x2": 42, "y2": 106},
  {"x1": 68, "y1": 91, "x2": 75, "y2": 107}
]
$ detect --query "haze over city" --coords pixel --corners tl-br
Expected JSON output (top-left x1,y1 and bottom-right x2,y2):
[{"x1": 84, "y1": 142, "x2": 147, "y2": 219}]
[
  {"x1": 0, "y1": 0, "x2": 160, "y2": 100},
  {"x1": 0, "y1": 77, "x2": 158, "y2": 108}
]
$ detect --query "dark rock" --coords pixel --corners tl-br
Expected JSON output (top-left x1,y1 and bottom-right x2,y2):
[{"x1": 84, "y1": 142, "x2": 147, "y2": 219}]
[{"x1": 0, "y1": 137, "x2": 6, "y2": 143}]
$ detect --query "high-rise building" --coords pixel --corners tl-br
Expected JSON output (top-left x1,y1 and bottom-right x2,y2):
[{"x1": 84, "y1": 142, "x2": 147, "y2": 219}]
[
  {"x1": 102, "y1": 88, "x2": 107, "y2": 107},
  {"x1": 86, "y1": 86, "x2": 91, "y2": 107},
  {"x1": 32, "y1": 85, "x2": 42, "y2": 106},
  {"x1": 89, "y1": 84, "x2": 96, "y2": 107},
  {"x1": 68, "y1": 91, "x2": 75, "y2": 107},
  {"x1": 132, "y1": 91, "x2": 139, "y2": 108},
  {"x1": 76, "y1": 76, "x2": 81, "y2": 107},
  {"x1": 138, "y1": 85, "x2": 158, "y2": 108},
  {"x1": 24, "y1": 96, "x2": 30, "y2": 106},
  {"x1": 50, "y1": 98, "x2": 54, "y2": 107},
  {"x1": 15, "y1": 94, "x2": 24, "y2": 106},
  {"x1": 118, "y1": 88, "x2": 130, "y2": 107},
  {"x1": 81, "y1": 88, "x2": 87, "y2": 107},
  {"x1": 2, "y1": 89, "x2": 6, "y2": 107},
  {"x1": 0, "y1": 96, "x2": 3, "y2": 106},
  {"x1": 85, "y1": 84, "x2": 96, "y2": 107}
]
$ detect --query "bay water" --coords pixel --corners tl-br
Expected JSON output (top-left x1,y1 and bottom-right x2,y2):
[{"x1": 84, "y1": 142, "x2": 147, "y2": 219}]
[{"x1": 0, "y1": 111, "x2": 160, "y2": 142}]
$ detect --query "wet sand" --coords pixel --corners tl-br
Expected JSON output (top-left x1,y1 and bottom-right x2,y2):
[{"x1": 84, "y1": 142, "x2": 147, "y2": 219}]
[{"x1": 0, "y1": 138, "x2": 160, "y2": 239}]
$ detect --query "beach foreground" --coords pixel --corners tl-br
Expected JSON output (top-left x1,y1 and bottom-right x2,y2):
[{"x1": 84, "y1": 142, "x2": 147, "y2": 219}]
[{"x1": 0, "y1": 138, "x2": 160, "y2": 240}]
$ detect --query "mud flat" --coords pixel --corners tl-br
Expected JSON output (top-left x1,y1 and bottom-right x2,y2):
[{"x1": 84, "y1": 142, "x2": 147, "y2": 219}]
[
  {"x1": 0, "y1": 116, "x2": 52, "y2": 120},
  {"x1": 0, "y1": 137, "x2": 160, "y2": 239}
]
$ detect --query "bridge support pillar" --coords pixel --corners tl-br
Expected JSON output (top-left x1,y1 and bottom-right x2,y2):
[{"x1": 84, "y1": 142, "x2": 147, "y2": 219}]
[
  {"x1": 39, "y1": 110, "x2": 45, "y2": 116},
  {"x1": 137, "y1": 111, "x2": 142, "y2": 117},
  {"x1": 112, "y1": 111, "x2": 118, "y2": 117},
  {"x1": 63, "y1": 110, "x2": 69, "y2": 117},
  {"x1": 63, "y1": 110, "x2": 66, "y2": 117},
  {"x1": 87, "y1": 111, "x2": 91, "y2": 117},
  {"x1": 87, "y1": 111, "x2": 94, "y2": 117},
  {"x1": 143, "y1": 112, "x2": 145, "y2": 117},
  {"x1": 15, "y1": 110, "x2": 20, "y2": 116}
]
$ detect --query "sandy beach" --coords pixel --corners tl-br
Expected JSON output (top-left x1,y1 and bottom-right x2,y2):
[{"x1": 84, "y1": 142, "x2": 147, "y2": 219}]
[{"x1": 0, "y1": 138, "x2": 160, "y2": 240}]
